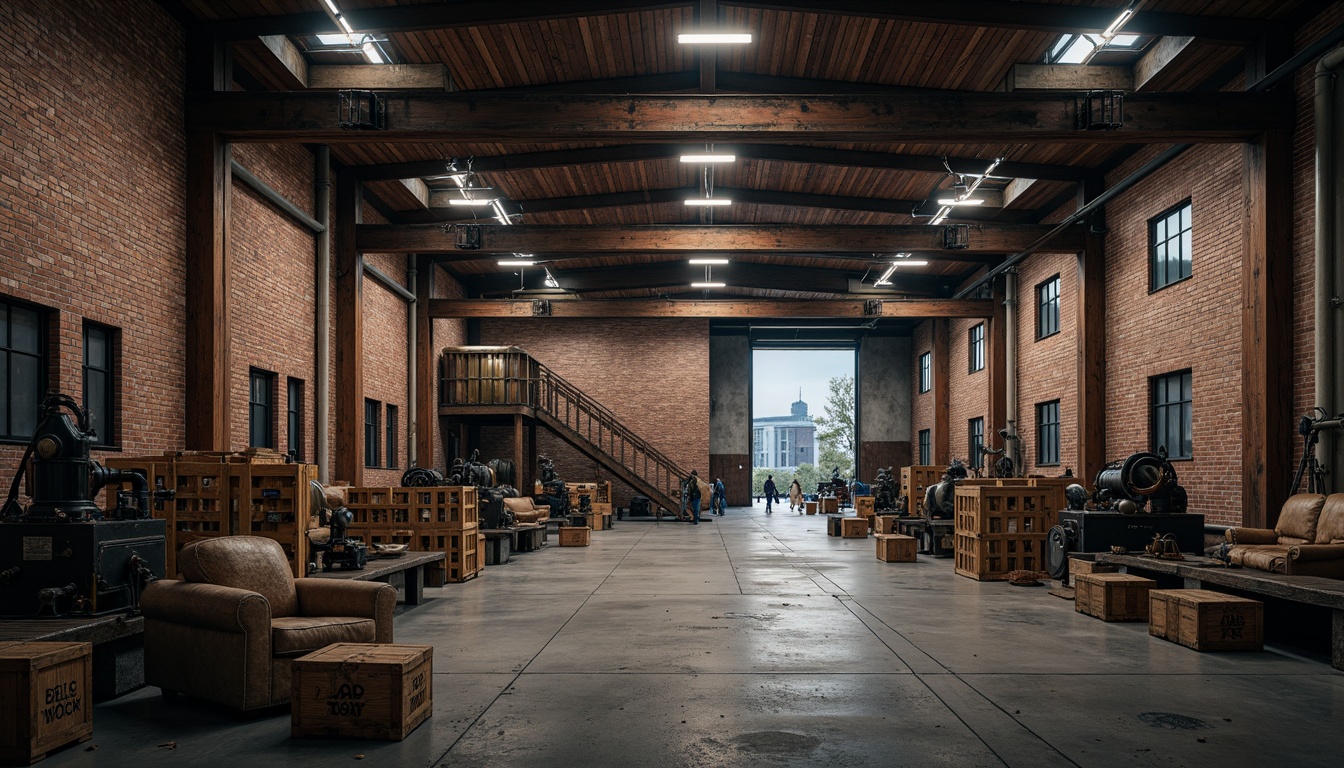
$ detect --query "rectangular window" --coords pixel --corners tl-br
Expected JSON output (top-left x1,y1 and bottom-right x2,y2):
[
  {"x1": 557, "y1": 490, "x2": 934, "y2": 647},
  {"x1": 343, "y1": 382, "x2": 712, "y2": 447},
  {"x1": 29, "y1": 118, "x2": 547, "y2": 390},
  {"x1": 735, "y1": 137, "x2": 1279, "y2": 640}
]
[
  {"x1": 968, "y1": 323, "x2": 985, "y2": 373},
  {"x1": 918, "y1": 352, "x2": 932, "y2": 393},
  {"x1": 248, "y1": 369, "x2": 275, "y2": 449},
  {"x1": 82, "y1": 322, "x2": 117, "y2": 447},
  {"x1": 287, "y1": 377, "x2": 304, "y2": 461},
  {"x1": 1151, "y1": 370, "x2": 1193, "y2": 459},
  {"x1": 364, "y1": 399, "x2": 381, "y2": 468},
  {"x1": 1150, "y1": 201, "x2": 1193, "y2": 291},
  {"x1": 968, "y1": 417, "x2": 985, "y2": 472},
  {"x1": 0, "y1": 298, "x2": 46, "y2": 441},
  {"x1": 1036, "y1": 275, "x2": 1060, "y2": 339},
  {"x1": 385, "y1": 404, "x2": 398, "y2": 469},
  {"x1": 918, "y1": 429, "x2": 931, "y2": 466},
  {"x1": 1036, "y1": 400, "x2": 1060, "y2": 466}
]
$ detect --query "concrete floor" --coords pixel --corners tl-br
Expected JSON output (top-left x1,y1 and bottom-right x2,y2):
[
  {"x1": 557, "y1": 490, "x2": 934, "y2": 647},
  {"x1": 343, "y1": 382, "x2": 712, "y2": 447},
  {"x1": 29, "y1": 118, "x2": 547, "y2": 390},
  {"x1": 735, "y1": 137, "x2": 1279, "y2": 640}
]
[{"x1": 44, "y1": 506, "x2": 1344, "y2": 767}]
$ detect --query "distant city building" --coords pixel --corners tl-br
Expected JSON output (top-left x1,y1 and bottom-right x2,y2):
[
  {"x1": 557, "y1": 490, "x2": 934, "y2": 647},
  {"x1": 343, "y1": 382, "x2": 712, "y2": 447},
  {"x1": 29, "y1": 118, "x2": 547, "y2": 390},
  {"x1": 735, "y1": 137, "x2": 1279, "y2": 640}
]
[{"x1": 753, "y1": 394, "x2": 816, "y2": 470}]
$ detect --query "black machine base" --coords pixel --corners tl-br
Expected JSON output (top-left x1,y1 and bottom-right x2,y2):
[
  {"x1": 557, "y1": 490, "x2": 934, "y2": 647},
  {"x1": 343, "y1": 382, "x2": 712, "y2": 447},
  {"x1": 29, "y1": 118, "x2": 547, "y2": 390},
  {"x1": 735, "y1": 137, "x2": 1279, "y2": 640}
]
[
  {"x1": 1046, "y1": 510, "x2": 1205, "y2": 580},
  {"x1": 0, "y1": 518, "x2": 167, "y2": 617}
]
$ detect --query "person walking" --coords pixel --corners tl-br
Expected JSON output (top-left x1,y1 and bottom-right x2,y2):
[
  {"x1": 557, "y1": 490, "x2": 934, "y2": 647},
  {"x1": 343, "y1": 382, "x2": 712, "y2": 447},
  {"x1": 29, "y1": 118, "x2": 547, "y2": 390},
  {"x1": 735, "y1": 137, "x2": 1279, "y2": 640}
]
[
  {"x1": 712, "y1": 477, "x2": 726, "y2": 516},
  {"x1": 686, "y1": 470, "x2": 703, "y2": 524},
  {"x1": 789, "y1": 478, "x2": 804, "y2": 513},
  {"x1": 763, "y1": 475, "x2": 778, "y2": 514}
]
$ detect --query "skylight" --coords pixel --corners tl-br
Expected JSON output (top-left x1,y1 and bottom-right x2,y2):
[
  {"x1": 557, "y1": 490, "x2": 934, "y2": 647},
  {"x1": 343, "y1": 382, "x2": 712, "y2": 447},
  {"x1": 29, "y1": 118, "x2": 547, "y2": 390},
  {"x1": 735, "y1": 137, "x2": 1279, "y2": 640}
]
[{"x1": 1046, "y1": 33, "x2": 1142, "y2": 64}]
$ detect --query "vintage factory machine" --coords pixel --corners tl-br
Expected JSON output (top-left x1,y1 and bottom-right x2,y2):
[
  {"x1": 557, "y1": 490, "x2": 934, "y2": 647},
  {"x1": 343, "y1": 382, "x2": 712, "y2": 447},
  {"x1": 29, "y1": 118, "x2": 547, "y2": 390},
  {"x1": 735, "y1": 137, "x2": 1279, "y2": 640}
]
[{"x1": 0, "y1": 394, "x2": 169, "y2": 616}]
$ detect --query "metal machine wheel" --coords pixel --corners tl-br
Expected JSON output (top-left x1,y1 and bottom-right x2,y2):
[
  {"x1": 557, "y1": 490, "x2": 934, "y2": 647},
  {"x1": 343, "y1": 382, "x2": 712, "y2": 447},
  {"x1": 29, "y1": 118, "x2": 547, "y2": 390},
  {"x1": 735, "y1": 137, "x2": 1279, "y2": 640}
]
[{"x1": 1045, "y1": 524, "x2": 1073, "y2": 580}]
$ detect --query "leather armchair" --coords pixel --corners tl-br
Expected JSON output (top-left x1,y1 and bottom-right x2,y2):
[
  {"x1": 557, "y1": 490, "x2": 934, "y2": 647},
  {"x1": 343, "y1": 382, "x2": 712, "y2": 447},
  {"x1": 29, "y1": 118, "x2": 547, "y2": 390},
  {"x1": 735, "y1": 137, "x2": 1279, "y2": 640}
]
[
  {"x1": 1224, "y1": 494, "x2": 1344, "y2": 579},
  {"x1": 503, "y1": 496, "x2": 551, "y2": 524},
  {"x1": 142, "y1": 536, "x2": 396, "y2": 711}
]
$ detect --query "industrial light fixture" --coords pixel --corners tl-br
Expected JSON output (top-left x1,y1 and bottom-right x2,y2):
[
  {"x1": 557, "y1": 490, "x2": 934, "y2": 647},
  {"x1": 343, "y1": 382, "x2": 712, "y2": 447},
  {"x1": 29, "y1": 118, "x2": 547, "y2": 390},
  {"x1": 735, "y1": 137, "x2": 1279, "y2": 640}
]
[
  {"x1": 937, "y1": 179, "x2": 984, "y2": 206},
  {"x1": 678, "y1": 33, "x2": 752, "y2": 44},
  {"x1": 691, "y1": 282, "x2": 727, "y2": 288},
  {"x1": 874, "y1": 254, "x2": 927, "y2": 286},
  {"x1": 688, "y1": 258, "x2": 730, "y2": 265},
  {"x1": 543, "y1": 268, "x2": 559, "y2": 288},
  {"x1": 321, "y1": 0, "x2": 341, "y2": 15},
  {"x1": 336, "y1": 15, "x2": 355, "y2": 36},
  {"x1": 448, "y1": 197, "x2": 495, "y2": 206},
  {"x1": 685, "y1": 197, "x2": 732, "y2": 206},
  {"x1": 361, "y1": 41, "x2": 385, "y2": 64},
  {"x1": 680, "y1": 153, "x2": 736, "y2": 163},
  {"x1": 498, "y1": 259, "x2": 535, "y2": 266},
  {"x1": 1101, "y1": 3, "x2": 1137, "y2": 39}
]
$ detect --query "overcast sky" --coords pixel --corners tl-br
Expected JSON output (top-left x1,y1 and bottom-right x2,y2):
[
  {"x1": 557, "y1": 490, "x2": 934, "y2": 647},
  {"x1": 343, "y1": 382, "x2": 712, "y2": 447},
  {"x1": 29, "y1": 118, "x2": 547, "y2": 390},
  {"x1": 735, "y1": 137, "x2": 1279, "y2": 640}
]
[{"x1": 752, "y1": 349, "x2": 856, "y2": 419}]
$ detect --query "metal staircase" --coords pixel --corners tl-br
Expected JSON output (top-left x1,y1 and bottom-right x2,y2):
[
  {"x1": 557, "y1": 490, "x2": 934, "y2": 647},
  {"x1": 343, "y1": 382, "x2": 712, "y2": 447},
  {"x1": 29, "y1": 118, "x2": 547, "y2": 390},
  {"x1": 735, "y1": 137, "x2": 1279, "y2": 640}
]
[{"x1": 438, "y1": 347, "x2": 688, "y2": 515}]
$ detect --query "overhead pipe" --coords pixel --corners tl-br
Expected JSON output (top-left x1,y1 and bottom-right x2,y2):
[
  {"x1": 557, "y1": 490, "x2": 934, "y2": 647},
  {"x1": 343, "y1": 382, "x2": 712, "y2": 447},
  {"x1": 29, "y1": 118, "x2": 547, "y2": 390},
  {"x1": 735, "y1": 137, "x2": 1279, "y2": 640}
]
[
  {"x1": 315, "y1": 147, "x2": 332, "y2": 482},
  {"x1": 231, "y1": 160, "x2": 325, "y2": 234},
  {"x1": 1004, "y1": 269, "x2": 1018, "y2": 431},
  {"x1": 1315, "y1": 45, "x2": 1344, "y2": 482}
]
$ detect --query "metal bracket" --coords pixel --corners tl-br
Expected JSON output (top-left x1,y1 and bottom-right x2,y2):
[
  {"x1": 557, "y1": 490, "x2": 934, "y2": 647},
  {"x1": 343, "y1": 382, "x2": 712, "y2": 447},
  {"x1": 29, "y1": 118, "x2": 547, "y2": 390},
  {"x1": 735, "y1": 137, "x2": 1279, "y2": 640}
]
[
  {"x1": 1080, "y1": 90, "x2": 1124, "y2": 130},
  {"x1": 450, "y1": 224, "x2": 482, "y2": 250},
  {"x1": 531, "y1": 300, "x2": 552, "y2": 317},
  {"x1": 943, "y1": 224, "x2": 970, "y2": 250},
  {"x1": 338, "y1": 90, "x2": 385, "y2": 130},
  {"x1": 863, "y1": 299, "x2": 883, "y2": 317}
]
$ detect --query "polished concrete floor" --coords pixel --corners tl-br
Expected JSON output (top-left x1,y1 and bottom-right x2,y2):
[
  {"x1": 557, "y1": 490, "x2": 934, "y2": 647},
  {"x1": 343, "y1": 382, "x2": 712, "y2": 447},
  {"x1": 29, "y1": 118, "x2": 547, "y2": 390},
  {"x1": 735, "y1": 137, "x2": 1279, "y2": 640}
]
[{"x1": 45, "y1": 505, "x2": 1344, "y2": 767}]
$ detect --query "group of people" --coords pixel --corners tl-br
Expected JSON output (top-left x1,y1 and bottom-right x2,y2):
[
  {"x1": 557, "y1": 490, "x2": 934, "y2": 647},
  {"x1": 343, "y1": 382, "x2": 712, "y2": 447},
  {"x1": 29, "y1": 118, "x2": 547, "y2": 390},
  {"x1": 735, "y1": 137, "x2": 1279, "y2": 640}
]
[
  {"x1": 682, "y1": 469, "x2": 727, "y2": 524},
  {"x1": 759, "y1": 475, "x2": 806, "y2": 514}
]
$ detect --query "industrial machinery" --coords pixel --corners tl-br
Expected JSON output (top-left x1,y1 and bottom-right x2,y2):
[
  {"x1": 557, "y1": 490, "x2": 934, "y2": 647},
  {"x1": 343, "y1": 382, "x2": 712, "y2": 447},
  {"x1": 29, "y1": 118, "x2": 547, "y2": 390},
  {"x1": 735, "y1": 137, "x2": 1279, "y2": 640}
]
[
  {"x1": 1044, "y1": 448, "x2": 1203, "y2": 580},
  {"x1": 0, "y1": 393, "x2": 170, "y2": 616},
  {"x1": 536, "y1": 454, "x2": 569, "y2": 519},
  {"x1": 1291, "y1": 407, "x2": 1344, "y2": 494},
  {"x1": 306, "y1": 481, "x2": 368, "y2": 573}
]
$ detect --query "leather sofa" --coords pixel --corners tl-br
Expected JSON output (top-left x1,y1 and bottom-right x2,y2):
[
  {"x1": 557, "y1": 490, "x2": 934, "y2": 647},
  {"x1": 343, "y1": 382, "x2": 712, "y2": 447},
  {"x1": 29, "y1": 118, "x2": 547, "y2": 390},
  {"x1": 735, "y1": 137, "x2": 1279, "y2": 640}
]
[
  {"x1": 503, "y1": 496, "x2": 551, "y2": 524},
  {"x1": 1224, "y1": 494, "x2": 1344, "y2": 579},
  {"x1": 142, "y1": 536, "x2": 396, "y2": 711}
]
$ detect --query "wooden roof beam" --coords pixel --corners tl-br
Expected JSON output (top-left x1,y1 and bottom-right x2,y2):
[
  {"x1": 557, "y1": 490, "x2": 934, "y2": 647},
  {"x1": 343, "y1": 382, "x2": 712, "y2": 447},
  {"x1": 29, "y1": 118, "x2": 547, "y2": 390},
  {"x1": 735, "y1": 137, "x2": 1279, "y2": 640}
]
[
  {"x1": 308, "y1": 64, "x2": 453, "y2": 91},
  {"x1": 427, "y1": 297, "x2": 994, "y2": 319},
  {"x1": 358, "y1": 223, "x2": 1084, "y2": 254}
]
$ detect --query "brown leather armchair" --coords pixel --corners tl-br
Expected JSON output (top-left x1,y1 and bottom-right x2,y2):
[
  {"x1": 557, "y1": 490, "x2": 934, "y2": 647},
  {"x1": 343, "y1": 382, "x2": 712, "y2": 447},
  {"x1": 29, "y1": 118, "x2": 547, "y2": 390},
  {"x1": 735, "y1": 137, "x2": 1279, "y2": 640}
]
[
  {"x1": 503, "y1": 496, "x2": 551, "y2": 524},
  {"x1": 1224, "y1": 494, "x2": 1344, "y2": 579},
  {"x1": 142, "y1": 536, "x2": 396, "y2": 711}
]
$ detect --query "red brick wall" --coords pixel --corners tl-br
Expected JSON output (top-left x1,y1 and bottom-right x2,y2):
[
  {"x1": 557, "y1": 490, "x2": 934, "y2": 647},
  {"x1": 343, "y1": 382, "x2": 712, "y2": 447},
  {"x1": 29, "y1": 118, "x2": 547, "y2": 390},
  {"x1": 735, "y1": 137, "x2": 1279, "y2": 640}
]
[
  {"x1": 432, "y1": 267, "x2": 467, "y2": 472},
  {"x1": 947, "y1": 318, "x2": 988, "y2": 470},
  {"x1": 475, "y1": 318, "x2": 710, "y2": 506},
  {"x1": 1014, "y1": 252, "x2": 1079, "y2": 476},
  {"x1": 910, "y1": 321, "x2": 934, "y2": 462},
  {"x1": 361, "y1": 248, "x2": 410, "y2": 487},
  {"x1": 0, "y1": 0, "x2": 186, "y2": 495}
]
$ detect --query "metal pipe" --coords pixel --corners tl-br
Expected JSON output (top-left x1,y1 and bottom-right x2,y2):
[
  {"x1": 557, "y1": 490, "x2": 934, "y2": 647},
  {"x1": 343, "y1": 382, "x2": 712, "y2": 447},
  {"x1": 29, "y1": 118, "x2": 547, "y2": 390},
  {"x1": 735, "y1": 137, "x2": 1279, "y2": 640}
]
[
  {"x1": 315, "y1": 146, "x2": 332, "y2": 482},
  {"x1": 407, "y1": 258, "x2": 418, "y2": 468},
  {"x1": 363, "y1": 261, "x2": 417, "y2": 302},
  {"x1": 230, "y1": 160, "x2": 325, "y2": 233},
  {"x1": 1004, "y1": 269, "x2": 1018, "y2": 429},
  {"x1": 1316, "y1": 46, "x2": 1344, "y2": 482}
]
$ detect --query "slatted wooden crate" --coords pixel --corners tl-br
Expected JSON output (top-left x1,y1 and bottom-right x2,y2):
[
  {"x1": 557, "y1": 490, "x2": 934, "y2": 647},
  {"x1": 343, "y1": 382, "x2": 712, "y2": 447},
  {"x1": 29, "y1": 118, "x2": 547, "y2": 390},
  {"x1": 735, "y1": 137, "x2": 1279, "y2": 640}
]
[
  {"x1": 1075, "y1": 573, "x2": 1157, "y2": 621},
  {"x1": 444, "y1": 528, "x2": 480, "y2": 583},
  {"x1": 960, "y1": 477, "x2": 1071, "y2": 515},
  {"x1": 344, "y1": 488, "x2": 411, "y2": 527},
  {"x1": 900, "y1": 465, "x2": 942, "y2": 517},
  {"x1": 291, "y1": 643, "x2": 433, "y2": 741},
  {"x1": 840, "y1": 517, "x2": 868, "y2": 538},
  {"x1": 873, "y1": 515, "x2": 900, "y2": 535},
  {"x1": 0, "y1": 642, "x2": 93, "y2": 764},
  {"x1": 476, "y1": 532, "x2": 485, "y2": 571},
  {"x1": 240, "y1": 463, "x2": 318, "y2": 578},
  {"x1": 953, "y1": 485, "x2": 1055, "y2": 581},
  {"x1": 408, "y1": 487, "x2": 478, "y2": 528},
  {"x1": 1149, "y1": 589, "x2": 1264, "y2": 651},
  {"x1": 820, "y1": 497, "x2": 840, "y2": 514}
]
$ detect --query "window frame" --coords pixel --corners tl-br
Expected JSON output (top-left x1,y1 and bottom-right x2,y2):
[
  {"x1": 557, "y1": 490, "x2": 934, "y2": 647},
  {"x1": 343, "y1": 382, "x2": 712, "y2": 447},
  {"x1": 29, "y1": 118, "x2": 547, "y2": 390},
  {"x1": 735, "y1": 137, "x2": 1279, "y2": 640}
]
[
  {"x1": 918, "y1": 351, "x2": 932, "y2": 393},
  {"x1": 286, "y1": 377, "x2": 304, "y2": 462},
  {"x1": 0, "y1": 297, "x2": 49, "y2": 444},
  {"x1": 248, "y1": 368, "x2": 276, "y2": 449},
  {"x1": 1150, "y1": 369, "x2": 1193, "y2": 460},
  {"x1": 1036, "y1": 275, "x2": 1060, "y2": 340},
  {"x1": 1149, "y1": 200, "x2": 1193, "y2": 293},
  {"x1": 385, "y1": 403, "x2": 398, "y2": 469},
  {"x1": 968, "y1": 417, "x2": 985, "y2": 471},
  {"x1": 968, "y1": 322, "x2": 985, "y2": 373},
  {"x1": 82, "y1": 321, "x2": 118, "y2": 449},
  {"x1": 1036, "y1": 400, "x2": 1060, "y2": 466},
  {"x1": 918, "y1": 429, "x2": 931, "y2": 466},
  {"x1": 364, "y1": 399, "x2": 381, "y2": 468}
]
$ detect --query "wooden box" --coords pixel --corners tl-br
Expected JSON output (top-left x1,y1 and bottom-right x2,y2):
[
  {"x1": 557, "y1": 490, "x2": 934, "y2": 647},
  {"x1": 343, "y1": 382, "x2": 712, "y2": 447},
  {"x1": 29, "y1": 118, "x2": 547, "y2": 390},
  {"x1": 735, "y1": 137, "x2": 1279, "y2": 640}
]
[
  {"x1": 826, "y1": 515, "x2": 844, "y2": 537},
  {"x1": 1149, "y1": 589, "x2": 1264, "y2": 652},
  {"x1": 820, "y1": 497, "x2": 839, "y2": 514},
  {"x1": 445, "y1": 529, "x2": 480, "y2": 583},
  {"x1": 876, "y1": 534, "x2": 917, "y2": 562},
  {"x1": 409, "y1": 487, "x2": 478, "y2": 528},
  {"x1": 291, "y1": 643, "x2": 432, "y2": 741},
  {"x1": 476, "y1": 533, "x2": 485, "y2": 572},
  {"x1": 841, "y1": 517, "x2": 869, "y2": 538},
  {"x1": 953, "y1": 485, "x2": 1055, "y2": 581},
  {"x1": 804, "y1": 501, "x2": 818, "y2": 515},
  {"x1": 873, "y1": 515, "x2": 900, "y2": 535},
  {"x1": 591, "y1": 502, "x2": 613, "y2": 516},
  {"x1": 0, "y1": 642, "x2": 93, "y2": 764},
  {"x1": 1069, "y1": 558, "x2": 1119, "y2": 576},
  {"x1": 959, "y1": 477, "x2": 1071, "y2": 516},
  {"x1": 1075, "y1": 573, "x2": 1157, "y2": 621},
  {"x1": 559, "y1": 526, "x2": 591, "y2": 547},
  {"x1": 900, "y1": 465, "x2": 942, "y2": 516},
  {"x1": 855, "y1": 496, "x2": 875, "y2": 516}
]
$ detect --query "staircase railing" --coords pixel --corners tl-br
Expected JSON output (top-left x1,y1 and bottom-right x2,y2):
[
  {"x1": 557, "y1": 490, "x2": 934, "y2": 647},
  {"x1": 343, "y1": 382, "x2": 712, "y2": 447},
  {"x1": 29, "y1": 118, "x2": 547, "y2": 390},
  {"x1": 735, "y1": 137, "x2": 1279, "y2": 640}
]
[{"x1": 439, "y1": 347, "x2": 687, "y2": 506}]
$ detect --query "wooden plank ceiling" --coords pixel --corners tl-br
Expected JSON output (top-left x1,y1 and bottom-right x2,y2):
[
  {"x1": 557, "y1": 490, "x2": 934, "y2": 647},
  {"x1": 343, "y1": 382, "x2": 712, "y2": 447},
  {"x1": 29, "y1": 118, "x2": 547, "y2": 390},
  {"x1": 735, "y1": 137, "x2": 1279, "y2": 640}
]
[{"x1": 182, "y1": 0, "x2": 1319, "y2": 302}]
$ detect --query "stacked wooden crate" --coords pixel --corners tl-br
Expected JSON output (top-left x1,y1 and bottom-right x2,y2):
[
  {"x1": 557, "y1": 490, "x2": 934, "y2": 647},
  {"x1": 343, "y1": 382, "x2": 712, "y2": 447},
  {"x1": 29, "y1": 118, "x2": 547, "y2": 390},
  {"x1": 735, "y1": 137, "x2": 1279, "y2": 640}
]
[
  {"x1": 900, "y1": 465, "x2": 942, "y2": 516},
  {"x1": 240, "y1": 462, "x2": 318, "y2": 578},
  {"x1": 569, "y1": 481, "x2": 613, "y2": 530},
  {"x1": 952, "y1": 485, "x2": 1054, "y2": 581},
  {"x1": 344, "y1": 486, "x2": 480, "y2": 584},
  {"x1": 960, "y1": 477, "x2": 1071, "y2": 516}
]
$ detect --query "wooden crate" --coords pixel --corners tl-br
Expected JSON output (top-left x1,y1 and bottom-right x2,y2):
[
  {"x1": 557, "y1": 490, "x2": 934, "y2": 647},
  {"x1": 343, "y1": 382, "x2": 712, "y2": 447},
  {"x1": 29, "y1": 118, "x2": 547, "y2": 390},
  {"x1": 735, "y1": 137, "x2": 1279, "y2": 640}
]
[
  {"x1": 408, "y1": 487, "x2": 478, "y2": 528},
  {"x1": 476, "y1": 533, "x2": 485, "y2": 571},
  {"x1": 841, "y1": 517, "x2": 868, "y2": 538},
  {"x1": 443, "y1": 528, "x2": 480, "y2": 583},
  {"x1": 953, "y1": 485, "x2": 1055, "y2": 581},
  {"x1": 804, "y1": 501, "x2": 818, "y2": 515},
  {"x1": 1075, "y1": 573, "x2": 1157, "y2": 621},
  {"x1": 241, "y1": 463, "x2": 318, "y2": 578},
  {"x1": 559, "y1": 526, "x2": 591, "y2": 547},
  {"x1": 960, "y1": 477, "x2": 1071, "y2": 514},
  {"x1": 855, "y1": 496, "x2": 875, "y2": 516},
  {"x1": 291, "y1": 643, "x2": 432, "y2": 741},
  {"x1": 873, "y1": 515, "x2": 900, "y2": 535},
  {"x1": 1069, "y1": 558, "x2": 1119, "y2": 576},
  {"x1": 344, "y1": 488, "x2": 411, "y2": 528},
  {"x1": 819, "y1": 497, "x2": 839, "y2": 514},
  {"x1": 1149, "y1": 589, "x2": 1264, "y2": 652},
  {"x1": 591, "y1": 502, "x2": 613, "y2": 516},
  {"x1": 826, "y1": 515, "x2": 844, "y2": 537},
  {"x1": 0, "y1": 642, "x2": 93, "y2": 764},
  {"x1": 900, "y1": 465, "x2": 942, "y2": 517},
  {"x1": 876, "y1": 534, "x2": 918, "y2": 562},
  {"x1": 954, "y1": 534, "x2": 1048, "y2": 581}
]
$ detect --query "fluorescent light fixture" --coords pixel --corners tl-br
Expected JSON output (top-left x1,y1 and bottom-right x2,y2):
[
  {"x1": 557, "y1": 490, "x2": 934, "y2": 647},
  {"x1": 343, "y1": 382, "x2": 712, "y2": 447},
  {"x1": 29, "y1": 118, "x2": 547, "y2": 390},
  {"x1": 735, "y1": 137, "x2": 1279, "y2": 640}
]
[
  {"x1": 322, "y1": 0, "x2": 341, "y2": 15},
  {"x1": 498, "y1": 259, "x2": 535, "y2": 266},
  {"x1": 336, "y1": 15, "x2": 355, "y2": 36},
  {"x1": 448, "y1": 198, "x2": 495, "y2": 206},
  {"x1": 937, "y1": 196, "x2": 984, "y2": 206},
  {"x1": 688, "y1": 258, "x2": 729, "y2": 265},
  {"x1": 893, "y1": 259, "x2": 929, "y2": 267},
  {"x1": 685, "y1": 198, "x2": 732, "y2": 206},
  {"x1": 1101, "y1": 8, "x2": 1135, "y2": 39},
  {"x1": 316, "y1": 33, "x2": 351, "y2": 46},
  {"x1": 362, "y1": 41, "x2": 385, "y2": 64},
  {"x1": 678, "y1": 33, "x2": 752, "y2": 44},
  {"x1": 679, "y1": 154, "x2": 736, "y2": 163},
  {"x1": 874, "y1": 264, "x2": 899, "y2": 286},
  {"x1": 691, "y1": 282, "x2": 726, "y2": 288}
]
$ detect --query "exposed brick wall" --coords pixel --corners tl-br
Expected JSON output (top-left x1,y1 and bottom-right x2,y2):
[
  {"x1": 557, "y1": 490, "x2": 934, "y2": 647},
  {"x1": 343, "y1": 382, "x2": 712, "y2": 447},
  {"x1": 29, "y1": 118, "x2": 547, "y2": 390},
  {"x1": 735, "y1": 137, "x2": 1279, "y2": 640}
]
[
  {"x1": 0, "y1": 0, "x2": 186, "y2": 496},
  {"x1": 947, "y1": 318, "x2": 988, "y2": 470},
  {"x1": 432, "y1": 266, "x2": 467, "y2": 472},
  {"x1": 1015, "y1": 252, "x2": 1079, "y2": 477},
  {"x1": 474, "y1": 319, "x2": 710, "y2": 506},
  {"x1": 910, "y1": 321, "x2": 934, "y2": 461}
]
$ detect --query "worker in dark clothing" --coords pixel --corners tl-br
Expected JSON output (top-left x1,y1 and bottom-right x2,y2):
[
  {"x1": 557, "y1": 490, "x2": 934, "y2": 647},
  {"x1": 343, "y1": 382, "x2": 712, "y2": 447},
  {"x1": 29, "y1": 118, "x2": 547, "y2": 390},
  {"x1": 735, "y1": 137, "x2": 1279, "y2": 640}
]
[
  {"x1": 686, "y1": 469, "x2": 702, "y2": 524},
  {"x1": 712, "y1": 477, "x2": 726, "y2": 516},
  {"x1": 763, "y1": 475, "x2": 778, "y2": 514}
]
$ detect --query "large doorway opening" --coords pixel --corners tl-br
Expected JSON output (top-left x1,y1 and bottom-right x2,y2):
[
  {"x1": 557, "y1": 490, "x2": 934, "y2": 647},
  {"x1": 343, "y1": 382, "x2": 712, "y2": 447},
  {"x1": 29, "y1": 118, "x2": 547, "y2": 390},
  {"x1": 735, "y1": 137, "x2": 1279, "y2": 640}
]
[{"x1": 751, "y1": 348, "x2": 857, "y2": 499}]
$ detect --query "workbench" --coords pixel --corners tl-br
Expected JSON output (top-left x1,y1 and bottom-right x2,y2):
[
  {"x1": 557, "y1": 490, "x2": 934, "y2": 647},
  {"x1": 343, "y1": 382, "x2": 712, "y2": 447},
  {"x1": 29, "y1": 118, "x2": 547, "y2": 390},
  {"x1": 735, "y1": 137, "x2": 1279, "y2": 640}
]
[{"x1": 309, "y1": 550, "x2": 445, "y2": 606}]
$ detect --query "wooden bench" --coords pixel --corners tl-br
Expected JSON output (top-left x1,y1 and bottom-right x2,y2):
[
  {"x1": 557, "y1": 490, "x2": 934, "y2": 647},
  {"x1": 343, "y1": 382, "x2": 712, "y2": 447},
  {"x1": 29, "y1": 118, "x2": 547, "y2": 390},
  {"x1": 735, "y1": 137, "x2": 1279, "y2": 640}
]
[
  {"x1": 309, "y1": 551, "x2": 445, "y2": 606},
  {"x1": 1096, "y1": 553, "x2": 1344, "y2": 670},
  {"x1": 0, "y1": 614, "x2": 143, "y2": 702},
  {"x1": 482, "y1": 523, "x2": 544, "y2": 558}
]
